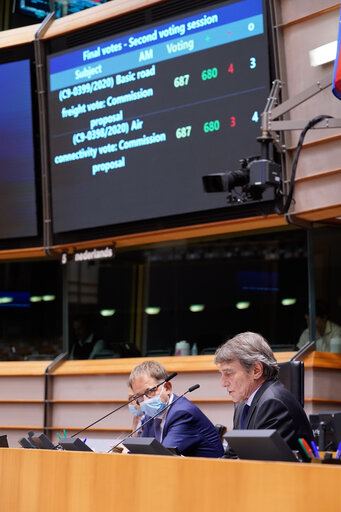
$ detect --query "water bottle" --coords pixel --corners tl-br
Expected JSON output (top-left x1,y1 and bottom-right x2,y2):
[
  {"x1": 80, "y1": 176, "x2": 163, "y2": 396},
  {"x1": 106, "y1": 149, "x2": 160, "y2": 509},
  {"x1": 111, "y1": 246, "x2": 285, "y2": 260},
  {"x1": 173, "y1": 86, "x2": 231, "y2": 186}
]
[{"x1": 191, "y1": 342, "x2": 198, "y2": 355}]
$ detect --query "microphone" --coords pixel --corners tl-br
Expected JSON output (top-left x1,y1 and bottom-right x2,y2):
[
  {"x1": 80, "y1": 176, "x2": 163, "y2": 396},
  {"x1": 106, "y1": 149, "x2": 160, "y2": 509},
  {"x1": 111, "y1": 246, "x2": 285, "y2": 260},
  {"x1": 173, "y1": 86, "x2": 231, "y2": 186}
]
[
  {"x1": 109, "y1": 383, "x2": 200, "y2": 452},
  {"x1": 71, "y1": 371, "x2": 178, "y2": 438},
  {"x1": 188, "y1": 384, "x2": 200, "y2": 392},
  {"x1": 164, "y1": 371, "x2": 177, "y2": 383}
]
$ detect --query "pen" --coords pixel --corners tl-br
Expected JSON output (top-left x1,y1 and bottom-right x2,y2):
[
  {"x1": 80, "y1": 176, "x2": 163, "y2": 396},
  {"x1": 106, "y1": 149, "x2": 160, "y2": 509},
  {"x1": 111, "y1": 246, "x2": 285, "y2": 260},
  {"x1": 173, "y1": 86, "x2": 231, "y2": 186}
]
[
  {"x1": 298, "y1": 438, "x2": 311, "y2": 460},
  {"x1": 301, "y1": 438, "x2": 314, "y2": 459},
  {"x1": 83, "y1": 438, "x2": 87, "y2": 444},
  {"x1": 63, "y1": 429, "x2": 67, "y2": 438},
  {"x1": 57, "y1": 433, "x2": 62, "y2": 441},
  {"x1": 336, "y1": 440, "x2": 341, "y2": 459},
  {"x1": 311, "y1": 440, "x2": 320, "y2": 459}
]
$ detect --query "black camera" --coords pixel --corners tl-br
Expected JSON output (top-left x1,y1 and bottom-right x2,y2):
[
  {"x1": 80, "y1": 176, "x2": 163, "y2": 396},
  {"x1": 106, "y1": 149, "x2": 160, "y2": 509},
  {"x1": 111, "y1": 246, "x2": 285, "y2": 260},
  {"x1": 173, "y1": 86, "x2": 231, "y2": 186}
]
[{"x1": 202, "y1": 157, "x2": 281, "y2": 203}]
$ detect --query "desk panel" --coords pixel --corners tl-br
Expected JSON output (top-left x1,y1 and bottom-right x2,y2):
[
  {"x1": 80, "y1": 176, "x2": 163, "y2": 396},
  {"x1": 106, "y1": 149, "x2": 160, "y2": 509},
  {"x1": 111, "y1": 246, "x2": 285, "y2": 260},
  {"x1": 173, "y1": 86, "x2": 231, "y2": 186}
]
[{"x1": 0, "y1": 448, "x2": 340, "y2": 512}]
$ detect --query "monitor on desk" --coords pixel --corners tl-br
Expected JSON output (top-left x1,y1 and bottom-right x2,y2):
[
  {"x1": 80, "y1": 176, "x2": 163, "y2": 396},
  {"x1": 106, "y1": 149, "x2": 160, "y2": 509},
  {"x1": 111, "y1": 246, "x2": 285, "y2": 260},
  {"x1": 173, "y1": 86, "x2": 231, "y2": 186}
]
[
  {"x1": 31, "y1": 433, "x2": 57, "y2": 450},
  {"x1": 224, "y1": 429, "x2": 298, "y2": 462},
  {"x1": 19, "y1": 431, "x2": 55, "y2": 450},
  {"x1": 123, "y1": 437, "x2": 178, "y2": 456},
  {"x1": 59, "y1": 437, "x2": 94, "y2": 452},
  {"x1": 0, "y1": 435, "x2": 8, "y2": 448},
  {"x1": 316, "y1": 411, "x2": 341, "y2": 451}
]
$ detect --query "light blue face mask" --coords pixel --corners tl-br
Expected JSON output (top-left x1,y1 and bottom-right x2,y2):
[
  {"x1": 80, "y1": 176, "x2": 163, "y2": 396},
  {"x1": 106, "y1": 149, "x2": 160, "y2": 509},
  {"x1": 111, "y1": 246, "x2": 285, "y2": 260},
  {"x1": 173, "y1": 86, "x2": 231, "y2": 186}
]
[
  {"x1": 140, "y1": 393, "x2": 167, "y2": 417},
  {"x1": 128, "y1": 404, "x2": 144, "y2": 417}
]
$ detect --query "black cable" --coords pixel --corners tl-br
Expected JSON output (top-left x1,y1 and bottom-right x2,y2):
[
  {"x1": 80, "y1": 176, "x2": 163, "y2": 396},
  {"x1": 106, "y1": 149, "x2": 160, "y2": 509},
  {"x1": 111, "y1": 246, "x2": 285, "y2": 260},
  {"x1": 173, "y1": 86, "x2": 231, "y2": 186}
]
[{"x1": 279, "y1": 114, "x2": 333, "y2": 214}]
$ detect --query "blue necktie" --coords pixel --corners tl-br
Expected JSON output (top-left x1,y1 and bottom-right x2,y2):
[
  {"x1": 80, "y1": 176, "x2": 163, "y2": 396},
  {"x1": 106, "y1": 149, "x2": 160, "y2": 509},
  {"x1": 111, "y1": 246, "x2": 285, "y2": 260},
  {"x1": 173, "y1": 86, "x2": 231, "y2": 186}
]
[
  {"x1": 154, "y1": 418, "x2": 162, "y2": 441},
  {"x1": 240, "y1": 404, "x2": 250, "y2": 429}
]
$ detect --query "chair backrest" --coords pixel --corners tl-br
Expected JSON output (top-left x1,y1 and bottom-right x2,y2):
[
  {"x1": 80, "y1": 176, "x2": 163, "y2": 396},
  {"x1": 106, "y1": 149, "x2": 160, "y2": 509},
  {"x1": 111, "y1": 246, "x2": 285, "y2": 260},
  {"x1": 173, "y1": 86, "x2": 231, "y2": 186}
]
[{"x1": 278, "y1": 360, "x2": 304, "y2": 407}]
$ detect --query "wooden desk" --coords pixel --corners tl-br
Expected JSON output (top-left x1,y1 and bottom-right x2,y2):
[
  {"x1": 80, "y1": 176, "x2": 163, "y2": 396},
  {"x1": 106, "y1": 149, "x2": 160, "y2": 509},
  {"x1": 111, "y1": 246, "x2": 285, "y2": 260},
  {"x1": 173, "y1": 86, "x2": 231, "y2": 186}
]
[{"x1": 0, "y1": 448, "x2": 340, "y2": 512}]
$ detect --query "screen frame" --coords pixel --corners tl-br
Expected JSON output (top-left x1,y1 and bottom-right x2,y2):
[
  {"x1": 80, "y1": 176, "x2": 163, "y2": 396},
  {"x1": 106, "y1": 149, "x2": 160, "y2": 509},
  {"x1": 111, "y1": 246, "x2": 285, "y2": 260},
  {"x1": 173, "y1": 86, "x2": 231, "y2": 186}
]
[
  {"x1": 0, "y1": 41, "x2": 43, "y2": 250},
  {"x1": 44, "y1": 0, "x2": 277, "y2": 246}
]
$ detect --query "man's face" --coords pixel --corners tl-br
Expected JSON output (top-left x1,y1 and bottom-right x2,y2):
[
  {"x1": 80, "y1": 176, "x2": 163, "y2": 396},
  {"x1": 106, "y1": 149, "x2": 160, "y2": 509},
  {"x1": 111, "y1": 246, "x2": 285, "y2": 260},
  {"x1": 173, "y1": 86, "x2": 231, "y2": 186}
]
[
  {"x1": 218, "y1": 359, "x2": 261, "y2": 404},
  {"x1": 131, "y1": 373, "x2": 171, "y2": 404}
]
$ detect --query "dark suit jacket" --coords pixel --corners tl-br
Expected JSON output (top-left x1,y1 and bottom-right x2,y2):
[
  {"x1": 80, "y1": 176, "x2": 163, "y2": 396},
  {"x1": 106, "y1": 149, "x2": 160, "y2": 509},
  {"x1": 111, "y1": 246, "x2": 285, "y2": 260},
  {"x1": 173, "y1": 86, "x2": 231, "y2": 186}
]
[
  {"x1": 142, "y1": 395, "x2": 224, "y2": 458},
  {"x1": 233, "y1": 379, "x2": 313, "y2": 450}
]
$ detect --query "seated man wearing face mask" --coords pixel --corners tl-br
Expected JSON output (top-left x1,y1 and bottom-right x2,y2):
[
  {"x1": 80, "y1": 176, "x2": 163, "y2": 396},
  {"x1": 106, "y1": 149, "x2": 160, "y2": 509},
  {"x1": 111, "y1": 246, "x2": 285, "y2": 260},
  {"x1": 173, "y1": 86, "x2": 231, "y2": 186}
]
[{"x1": 128, "y1": 360, "x2": 224, "y2": 458}]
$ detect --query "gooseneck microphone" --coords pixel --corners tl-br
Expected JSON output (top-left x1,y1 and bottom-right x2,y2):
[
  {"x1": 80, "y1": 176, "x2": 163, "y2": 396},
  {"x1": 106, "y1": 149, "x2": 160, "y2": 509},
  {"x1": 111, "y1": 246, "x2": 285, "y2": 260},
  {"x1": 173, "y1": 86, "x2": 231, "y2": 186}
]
[
  {"x1": 71, "y1": 371, "x2": 178, "y2": 439},
  {"x1": 188, "y1": 384, "x2": 200, "y2": 393},
  {"x1": 109, "y1": 383, "x2": 200, "y2": 452},
  {"x1": 164, "y1": 371, "x2": 178, "y2": 383}
]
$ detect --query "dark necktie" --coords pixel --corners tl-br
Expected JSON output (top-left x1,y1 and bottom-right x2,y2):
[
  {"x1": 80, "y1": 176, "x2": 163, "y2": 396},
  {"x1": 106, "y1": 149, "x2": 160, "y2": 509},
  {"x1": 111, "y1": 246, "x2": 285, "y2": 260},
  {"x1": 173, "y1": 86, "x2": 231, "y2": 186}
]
[
  {"x1": 240, "y1": 404, "x2": 250, "y2": 429},
  {"x1": 154, "y1": 418, "x2": 162, "y2": 441}
]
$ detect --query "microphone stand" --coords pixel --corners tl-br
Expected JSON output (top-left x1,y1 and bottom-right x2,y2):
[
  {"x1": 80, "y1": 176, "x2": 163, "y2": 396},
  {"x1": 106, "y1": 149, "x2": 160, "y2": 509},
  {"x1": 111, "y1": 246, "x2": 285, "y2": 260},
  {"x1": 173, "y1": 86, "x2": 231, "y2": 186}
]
[{"x1": 108, "y1": 383, "x2": 200, "y2": 453}]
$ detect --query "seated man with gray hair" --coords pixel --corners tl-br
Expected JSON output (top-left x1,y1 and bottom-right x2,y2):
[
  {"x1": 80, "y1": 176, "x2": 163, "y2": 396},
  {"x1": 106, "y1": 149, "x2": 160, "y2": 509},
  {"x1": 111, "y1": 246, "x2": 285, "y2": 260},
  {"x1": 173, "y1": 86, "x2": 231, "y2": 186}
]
[{"x1": 214, "y1": 332, "x2": 313, "y2": 451}]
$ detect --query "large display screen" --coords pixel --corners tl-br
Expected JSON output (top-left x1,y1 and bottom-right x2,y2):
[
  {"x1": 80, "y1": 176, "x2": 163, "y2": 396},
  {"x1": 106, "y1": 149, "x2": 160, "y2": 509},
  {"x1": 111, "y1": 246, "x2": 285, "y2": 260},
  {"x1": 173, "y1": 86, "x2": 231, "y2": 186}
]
[
  {"x1": 0, "y1": 57, "x2": 38, "y2": 240},
  {"x1": 47, "y1": 0, "x2": 271, "y2": 236}
]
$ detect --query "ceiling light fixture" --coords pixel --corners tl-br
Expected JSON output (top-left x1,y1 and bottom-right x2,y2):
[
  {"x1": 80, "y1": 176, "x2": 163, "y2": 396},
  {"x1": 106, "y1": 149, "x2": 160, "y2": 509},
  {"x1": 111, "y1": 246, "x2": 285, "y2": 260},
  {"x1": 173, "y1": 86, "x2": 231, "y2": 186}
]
[
  {"x1": 145, "y1": 306, "x2": 161, "y2": 315},
  {"x1": 189, "y1": 304, "x2": 205, "y2": 312},
  {"x1": 236, "y1": 301, "x2": 250, "y2": 310}
]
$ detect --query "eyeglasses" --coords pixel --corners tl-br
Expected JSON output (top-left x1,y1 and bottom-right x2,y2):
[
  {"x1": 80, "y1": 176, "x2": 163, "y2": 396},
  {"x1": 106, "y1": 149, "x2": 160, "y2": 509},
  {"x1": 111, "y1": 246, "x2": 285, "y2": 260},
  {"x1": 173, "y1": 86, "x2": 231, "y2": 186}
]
[{"x1": 133, "y1": 383, "x2": 163, "y2": 405}]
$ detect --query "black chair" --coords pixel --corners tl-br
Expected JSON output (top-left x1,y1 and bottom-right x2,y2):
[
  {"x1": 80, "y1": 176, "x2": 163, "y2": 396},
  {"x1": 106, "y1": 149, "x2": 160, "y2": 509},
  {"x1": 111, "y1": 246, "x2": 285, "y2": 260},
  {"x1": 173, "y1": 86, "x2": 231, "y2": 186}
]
[
  {"x1": 215, "y1": 424, "x2": 227, "y2": 441},
  {"x1": 278, "y1": 361, "x2": 304, "y2": 407}
]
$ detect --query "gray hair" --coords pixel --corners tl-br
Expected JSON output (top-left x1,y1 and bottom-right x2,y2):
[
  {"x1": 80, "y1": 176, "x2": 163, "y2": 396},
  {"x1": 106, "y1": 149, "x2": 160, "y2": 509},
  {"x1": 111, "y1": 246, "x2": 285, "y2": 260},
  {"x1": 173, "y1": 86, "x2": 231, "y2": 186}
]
[
  {"x1": 128, "y1": 360, "x2": 169, "y2": 387},
  {"x1": 214, "y1": 332, "x2": 279, "y2": 380}
]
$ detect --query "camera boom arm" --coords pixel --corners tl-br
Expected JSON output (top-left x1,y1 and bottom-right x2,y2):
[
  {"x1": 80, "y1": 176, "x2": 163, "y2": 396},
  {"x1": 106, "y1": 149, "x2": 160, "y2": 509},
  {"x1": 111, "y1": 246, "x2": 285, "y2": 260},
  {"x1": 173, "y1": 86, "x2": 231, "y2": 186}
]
[{"x1": 261, "y1": 76, "x2": 341, "y2": 153}]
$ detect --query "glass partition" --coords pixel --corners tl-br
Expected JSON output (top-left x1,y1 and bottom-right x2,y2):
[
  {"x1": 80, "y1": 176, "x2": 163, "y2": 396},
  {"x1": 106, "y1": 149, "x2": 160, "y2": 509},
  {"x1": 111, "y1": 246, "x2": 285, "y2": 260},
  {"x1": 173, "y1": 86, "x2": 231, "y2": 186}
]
[
  {"x1": 0, "y1": 223, "x2": 339, "y2": 360},
  {"x1": 66, "y1": 225, "x2": 310, "y2": 358},
  {"x1": 0, "y1": 260, "x2": 63, "y2": 360}
]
